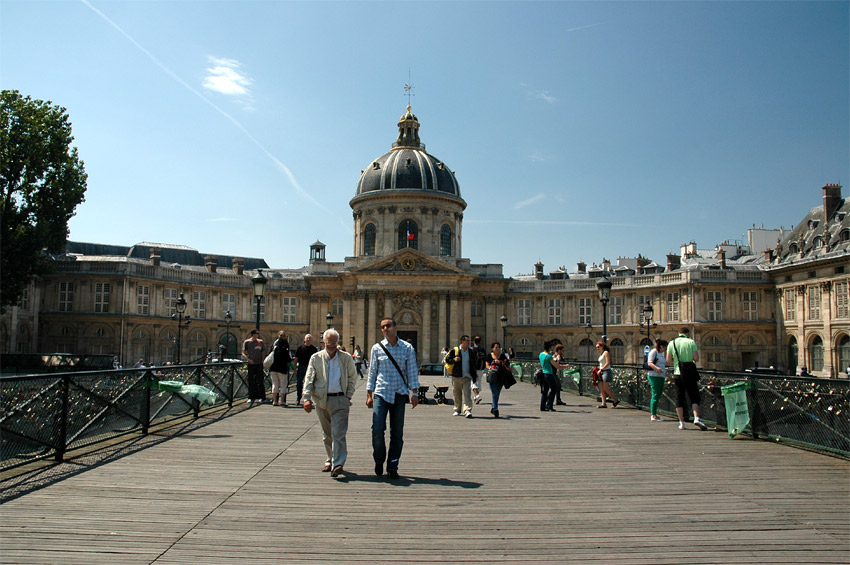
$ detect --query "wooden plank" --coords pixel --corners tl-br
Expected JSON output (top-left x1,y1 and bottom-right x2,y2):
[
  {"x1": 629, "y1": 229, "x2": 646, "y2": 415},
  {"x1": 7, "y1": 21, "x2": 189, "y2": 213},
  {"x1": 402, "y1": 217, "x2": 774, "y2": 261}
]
[{"x1": 1, "y1": 381, "x2": 848, "y2": 564}]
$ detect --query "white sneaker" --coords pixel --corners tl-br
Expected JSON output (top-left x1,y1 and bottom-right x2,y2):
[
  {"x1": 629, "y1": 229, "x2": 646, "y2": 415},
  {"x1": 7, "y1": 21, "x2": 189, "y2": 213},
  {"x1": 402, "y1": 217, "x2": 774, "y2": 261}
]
[
  {"x1": 678, "y1": 422, "x2": 686, "y2": 430},
  {"x1": 452, "y1": 411, "x2": 460, "y2": 416},
  {"x1": 473, "y1": 395, "x2": 481, "y2": 405},
  {"x1": 464, "y1": 412, "x2": 472, "y2": 418},
  {"x1": 694, "y1": 419, "x2": 708, "y2": 431},
  {"x1": 650, "y1": 416, "x2": 665, "y2": 422}
]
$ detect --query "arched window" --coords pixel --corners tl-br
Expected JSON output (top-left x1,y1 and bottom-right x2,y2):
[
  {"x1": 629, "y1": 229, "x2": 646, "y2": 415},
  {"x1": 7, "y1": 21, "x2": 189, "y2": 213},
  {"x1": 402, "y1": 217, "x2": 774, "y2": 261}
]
[
  {"x1": 838, "y1": 335, "x2": 850, "y2": 377},
  {"x1": 440, "y1": 224, "x2": 453, "y2": 256},
  {"x1": 579, "y1": 338, "x2": 594, "y2": 362},
  {"x1": 610, "y1": 338, "x2": 625, "y2": 365},
  {"x1": 810, "y1": 336, "x2": 824, "y2": 372},
  {"x1": 363, "y1": 223, "x2": 376, "y2": 256},
  {"x1": 398, "y1": 220, "x2": 418, "y2": 250}
]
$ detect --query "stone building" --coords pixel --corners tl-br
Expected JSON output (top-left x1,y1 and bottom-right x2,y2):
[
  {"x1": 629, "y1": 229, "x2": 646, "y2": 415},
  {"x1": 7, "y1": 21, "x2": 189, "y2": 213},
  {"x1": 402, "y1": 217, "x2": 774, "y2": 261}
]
[{"x1": 2, "y1": 107, "x2": 847, "y2": 377}]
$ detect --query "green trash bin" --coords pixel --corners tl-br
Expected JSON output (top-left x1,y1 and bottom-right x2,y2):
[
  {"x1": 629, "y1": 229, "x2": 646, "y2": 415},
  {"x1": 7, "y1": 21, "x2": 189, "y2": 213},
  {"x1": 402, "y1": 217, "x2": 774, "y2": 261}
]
[
  {"x1": 510, "y1": 362, "x2": 523, "y2": 382},
  {"x1": 721, "y1": 381, "x2": 751, "y2": 438},
  {"x1": 565, "y1": 368, "x2": 581, "y2": 386}
]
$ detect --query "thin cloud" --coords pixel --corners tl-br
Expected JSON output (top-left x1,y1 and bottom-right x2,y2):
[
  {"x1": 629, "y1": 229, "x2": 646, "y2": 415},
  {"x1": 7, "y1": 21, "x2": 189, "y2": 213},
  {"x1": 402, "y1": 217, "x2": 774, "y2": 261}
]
[
  {"x1": 515, "y1": 193, "x2": 547, "y2": 210},
  {"x1": 203, "y1": 57, "x2": 252, "y2": 96},
  {"x1": 535, "y1": 90, "x2": 557, "y2": 104},
  {"x1": 529, "y1": 151, "x2": 546, "y2": 162},
  {"x1": 80, "y1": 0, "x2": 342, "y2": 229},
  {"x1": 566, "y1": 22, "x2": 605, "y2": 32}
]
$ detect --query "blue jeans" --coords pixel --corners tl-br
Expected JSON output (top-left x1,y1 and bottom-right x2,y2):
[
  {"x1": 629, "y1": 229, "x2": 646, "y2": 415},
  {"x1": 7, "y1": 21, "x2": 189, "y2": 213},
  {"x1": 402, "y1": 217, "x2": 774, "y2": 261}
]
[
  {"x1": 372, "y1": 393, "x2": 406, "y2": 473},
  {"x1": 540, "y1": 373, "x2": 558, "y2": 410},
  {"x1": 489, "y1": 382, "x2": 503, "y2": 411}
]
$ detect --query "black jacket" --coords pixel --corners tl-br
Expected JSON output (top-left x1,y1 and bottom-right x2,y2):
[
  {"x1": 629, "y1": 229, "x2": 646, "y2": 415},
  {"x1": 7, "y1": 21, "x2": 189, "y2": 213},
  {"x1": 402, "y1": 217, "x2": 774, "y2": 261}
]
[{"x1": 445, "y1": 346, "x2": 477, "y2": 382}]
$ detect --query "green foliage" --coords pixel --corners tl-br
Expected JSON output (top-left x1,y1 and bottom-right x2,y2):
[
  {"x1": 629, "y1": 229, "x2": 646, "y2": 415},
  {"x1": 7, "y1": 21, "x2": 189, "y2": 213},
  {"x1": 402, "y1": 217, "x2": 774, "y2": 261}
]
[{"x1": 1, "y1": 90, "x2": 88, "y2": 309}]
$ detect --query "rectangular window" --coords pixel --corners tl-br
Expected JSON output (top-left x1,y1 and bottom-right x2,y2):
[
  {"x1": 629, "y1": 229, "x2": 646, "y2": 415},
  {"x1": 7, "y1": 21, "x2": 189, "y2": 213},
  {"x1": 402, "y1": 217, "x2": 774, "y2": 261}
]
[
  {"x1": 707, "y1": 291, "x2": 722, "y2": 321},
  {"x1": 59, "y1": 282, "x2": 74, "y2": 312},
  {"x1": 743, "y1": 291, "x2": 758, "y2": 321},
  {"x1": 258, "y1": 297, "x2": 266, "y2": 322},
  {"x1": 835, "y1": 280, "x2": 849, "y2": 319},
  {"x1": 579, "y1": 298, "x2": 592, "y2": 325},
  {"x1": 332, "y1": 298, "x2": 344, "y2": 316},
  {"x1": 282, "y1": 297, "x2": 297, "y2": 323},
  {"x1": 517, "y1": 299, "x2": 531, "y2": 325},
  {"x1": 807, "y1": 286, "x2": 821, "y2": 320},
  {"x1": 19, "y1": 288, "x2": 29, "y2": 310},
  {"x1": 222, "y1": 293, "x2": 236, "y2": 316},
  {"x1": 192, "y1": 291, "x2": 206, "y2": 319},
  {"x1": 95, "y1": 283, "x2": 111, "y2": 313},
  {"x1": 667, "y1": 292, "x2": 680, "y2": 322},
  {"x1": 137, "y1": 285, "x2": 150, "y2": 315},
  {"x1": 785, "y1": 289, "x2": 796, "y2": 321},
  {"x1": 608, "y1": 296, "x2": 623, "y2": 325},
  {"x1": 637, "y1": 295, "x2": 650, "y2": 324},
  {"x1": 164, "y1": 288, "x2": 178, "y2": 316},
  {"x1": 706, "y1": 352, "x2": 723, "y2": 365},
  {"x1": 471, "y1": 299, "x2": 483, "y2": 317},
  {"x1": 547, "y1": 298, "x2": 562, "y2": 325}
]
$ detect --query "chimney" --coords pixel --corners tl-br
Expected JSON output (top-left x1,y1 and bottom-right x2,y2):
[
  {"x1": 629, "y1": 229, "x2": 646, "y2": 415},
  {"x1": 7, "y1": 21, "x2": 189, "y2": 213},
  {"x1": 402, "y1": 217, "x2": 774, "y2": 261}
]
[
  {"x1": 233, "y1": 257, "x2": 244, "y2": 276},
  {"x1": 666, "y1": 253, "x2": 681, "y2": 272},
  {"x1": 577, "y1": 261, "x2": 586, "y2": 273},
  {"x1": 823, "y1": 183, "x2": 842, "y2": 221},
  {"x1": 717, "y1": 248, "x2": 727, "y2": 270},
  {"x1": 204, "y1": 255, "x2": 217, "y2": 273},
  {"x1": 763, "y1": 248, "x2": 774, "y2": 263},
  {"x1": 150, "y1": 247, "x2": 161, "y2": 267},
  {"x1": 534, "y1": 261, "x2": 544, "y2": 280},
  {"x1": 602, "y1": 258, "x2": 611, "y2": 271}
]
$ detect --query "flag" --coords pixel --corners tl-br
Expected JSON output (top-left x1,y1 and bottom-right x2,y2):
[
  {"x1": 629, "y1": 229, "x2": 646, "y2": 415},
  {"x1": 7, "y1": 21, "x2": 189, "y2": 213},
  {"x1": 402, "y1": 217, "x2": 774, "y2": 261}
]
[{"x1": 407, "y1": 221, "x2": 414, "y2": 241}]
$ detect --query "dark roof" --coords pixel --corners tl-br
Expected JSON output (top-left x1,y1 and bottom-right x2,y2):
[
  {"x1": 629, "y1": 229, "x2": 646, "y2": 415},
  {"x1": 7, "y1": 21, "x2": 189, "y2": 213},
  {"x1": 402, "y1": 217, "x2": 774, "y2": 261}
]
[
  {"x1": 63, "y1": 241, "x2": 269, "y2": 270},
  {"x1": 774, "y1": 193, "x2": 849, "y2": 265}
]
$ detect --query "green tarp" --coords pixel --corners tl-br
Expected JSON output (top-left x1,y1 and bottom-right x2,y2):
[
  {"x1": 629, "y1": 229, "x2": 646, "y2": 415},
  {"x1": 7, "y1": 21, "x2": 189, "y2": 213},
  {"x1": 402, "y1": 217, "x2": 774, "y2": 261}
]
[{"x1": 721, "y1": 381, "x2": 751, "y2": 438}]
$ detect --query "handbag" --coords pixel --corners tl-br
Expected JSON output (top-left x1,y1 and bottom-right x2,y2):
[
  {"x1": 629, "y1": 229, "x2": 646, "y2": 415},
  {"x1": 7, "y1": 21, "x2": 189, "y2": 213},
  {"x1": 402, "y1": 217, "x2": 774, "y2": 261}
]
[
  {"x1": 263, "y1": 349, "x2": 275, "y2": 370},
  {"x1": 671, "y1": 340, "x2": 699, "y2": 380},
  {"x1": 533, "y1": 368, "x2": 544, "y2": 386}
]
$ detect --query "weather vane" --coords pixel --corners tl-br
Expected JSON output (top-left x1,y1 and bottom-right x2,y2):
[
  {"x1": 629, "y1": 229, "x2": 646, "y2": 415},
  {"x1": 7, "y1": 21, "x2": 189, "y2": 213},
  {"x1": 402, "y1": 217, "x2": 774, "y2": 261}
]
[{"x1": 404, "y1": 69, "x2": 415, "y2": 106}]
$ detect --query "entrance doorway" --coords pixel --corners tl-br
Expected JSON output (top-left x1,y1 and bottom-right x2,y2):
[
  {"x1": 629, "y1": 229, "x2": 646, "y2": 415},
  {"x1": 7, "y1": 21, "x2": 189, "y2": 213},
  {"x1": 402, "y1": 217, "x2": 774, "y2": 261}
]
[{"x1": 397, "y1": 331, "x2": 418, "y2": 354}]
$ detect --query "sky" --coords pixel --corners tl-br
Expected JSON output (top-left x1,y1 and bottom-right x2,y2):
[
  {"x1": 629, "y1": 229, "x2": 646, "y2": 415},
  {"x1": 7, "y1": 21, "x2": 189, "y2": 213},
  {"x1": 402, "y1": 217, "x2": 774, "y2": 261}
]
[{"x1": 2, "y1": 1, "x2": 848, "y2": 278}]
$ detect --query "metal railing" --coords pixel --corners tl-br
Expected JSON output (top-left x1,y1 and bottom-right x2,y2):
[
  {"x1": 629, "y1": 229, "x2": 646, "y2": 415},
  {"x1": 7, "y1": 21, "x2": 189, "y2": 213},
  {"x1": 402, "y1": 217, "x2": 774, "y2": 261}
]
[
  {"x1": 0, "y1": 362, "x2": 255, "y2": 472},
  {"x1": 510, "y1": 361, "x2": 850, "y2": 458}
]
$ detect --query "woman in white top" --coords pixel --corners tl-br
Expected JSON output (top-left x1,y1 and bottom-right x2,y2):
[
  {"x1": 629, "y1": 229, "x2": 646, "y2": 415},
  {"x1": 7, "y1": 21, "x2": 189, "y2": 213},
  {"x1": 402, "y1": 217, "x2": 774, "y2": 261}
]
[
  {"x1": 595, "y1": 341, "x2": 619, "y2": 408},
  {"x1": 646, "y1": 338, "x2": 668, "y2": 421}
]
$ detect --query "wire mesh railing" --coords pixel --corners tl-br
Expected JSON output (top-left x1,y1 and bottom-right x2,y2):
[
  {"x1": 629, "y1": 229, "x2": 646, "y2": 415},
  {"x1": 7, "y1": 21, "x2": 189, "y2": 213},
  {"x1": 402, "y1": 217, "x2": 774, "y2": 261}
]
[
  {"x1": 510, "y1": 361, "x2": 849, "y2": 458},
  {"x1": 0, "y1": 362, "x2": 253, "y2": 472}
]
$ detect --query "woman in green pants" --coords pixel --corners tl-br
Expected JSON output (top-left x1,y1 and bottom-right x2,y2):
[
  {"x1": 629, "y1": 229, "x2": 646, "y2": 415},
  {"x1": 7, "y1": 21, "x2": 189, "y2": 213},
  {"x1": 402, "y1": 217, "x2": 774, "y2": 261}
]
[{"x1": 646, "y1": 338, "x2": 668, "y2": 421}]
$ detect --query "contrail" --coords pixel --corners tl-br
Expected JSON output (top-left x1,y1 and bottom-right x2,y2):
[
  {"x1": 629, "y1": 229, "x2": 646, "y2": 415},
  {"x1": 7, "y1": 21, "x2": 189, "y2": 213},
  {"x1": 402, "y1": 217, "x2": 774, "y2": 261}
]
[
  {"x1": 566, "y1": 22, "x2": 605, "y2": 32},
  {"x1": 80, "y1": 0, "x2": 336, "y2": 220}
]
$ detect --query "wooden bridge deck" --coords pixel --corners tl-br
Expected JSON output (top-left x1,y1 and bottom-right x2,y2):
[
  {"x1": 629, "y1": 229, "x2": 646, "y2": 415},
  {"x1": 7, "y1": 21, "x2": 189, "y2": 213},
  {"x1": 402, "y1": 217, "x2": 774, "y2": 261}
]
[{"x1": 1, "y1": 379, "x2": 848, "y2": 564}]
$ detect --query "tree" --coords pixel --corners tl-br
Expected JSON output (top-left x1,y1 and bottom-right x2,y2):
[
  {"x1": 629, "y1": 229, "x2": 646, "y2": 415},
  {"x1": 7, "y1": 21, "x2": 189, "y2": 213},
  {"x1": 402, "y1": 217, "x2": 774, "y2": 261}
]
[{"x1": 1, "y1": 90, "x2": 88, "y2": 310}]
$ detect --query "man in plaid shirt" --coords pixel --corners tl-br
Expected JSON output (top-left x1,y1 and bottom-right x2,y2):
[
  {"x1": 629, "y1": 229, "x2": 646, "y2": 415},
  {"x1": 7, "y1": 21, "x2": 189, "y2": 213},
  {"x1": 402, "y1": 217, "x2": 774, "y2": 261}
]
[{"x1": 367, "y1": 317, "x2": 419, "y2": 480}]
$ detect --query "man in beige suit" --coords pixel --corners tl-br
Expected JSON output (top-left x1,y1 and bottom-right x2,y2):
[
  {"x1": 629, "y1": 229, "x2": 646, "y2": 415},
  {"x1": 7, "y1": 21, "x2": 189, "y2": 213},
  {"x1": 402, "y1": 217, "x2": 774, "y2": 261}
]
[{"x1": 303, "y1": 328, "x2": 358, "y2": 478}]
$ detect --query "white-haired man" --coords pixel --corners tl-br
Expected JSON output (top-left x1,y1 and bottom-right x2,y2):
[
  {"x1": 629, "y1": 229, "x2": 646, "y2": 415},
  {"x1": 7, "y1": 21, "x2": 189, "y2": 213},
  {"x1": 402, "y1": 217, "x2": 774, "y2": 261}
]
[{"x1": 303, "y1": 329, "x2": 358, "y2": 478}]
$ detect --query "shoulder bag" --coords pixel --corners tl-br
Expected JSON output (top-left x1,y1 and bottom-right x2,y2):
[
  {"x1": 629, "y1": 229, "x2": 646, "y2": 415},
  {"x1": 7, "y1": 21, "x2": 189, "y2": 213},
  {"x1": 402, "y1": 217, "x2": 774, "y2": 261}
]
[{"x1": 378, "y1": 342, "x2": 411, "y2": 403}]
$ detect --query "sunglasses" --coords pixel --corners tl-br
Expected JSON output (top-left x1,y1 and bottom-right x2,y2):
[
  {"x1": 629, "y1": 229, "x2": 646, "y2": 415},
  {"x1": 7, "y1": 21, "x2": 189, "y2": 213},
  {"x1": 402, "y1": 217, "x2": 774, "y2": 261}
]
[{"x1": 381, "y1": 323, "x2": 394, "y2": 329}]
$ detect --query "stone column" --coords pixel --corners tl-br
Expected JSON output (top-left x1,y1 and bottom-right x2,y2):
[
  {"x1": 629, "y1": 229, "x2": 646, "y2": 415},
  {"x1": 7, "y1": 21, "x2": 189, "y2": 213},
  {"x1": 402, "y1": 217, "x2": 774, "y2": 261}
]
[
  {"x1": 438, "y1": 292, "x2": 447, "y2": 355},
  {"x1": 449, "y1": 293, "x2": 460, "y2": 344},
  {"x1": 485, "y1": 297, "x2": 497, "y2": 347},
  {"x1": 462, "y1": 292, "x2": 472, "y2": 339},
  {"x1": 343, "y1": 291, "x2": 353, "y2": 348},
  {"x1": 422, "y1": 292, "x2": 432, "y2": 362},
  {"x1": 367, "y1": 291, "x2": 378, "y2": 353},
  {"x1": 357, "y1": 292, "x2": 366, "y2": 349},
  {"x1": 384, "y1": 291, "x2": 394, "y2": 322}
]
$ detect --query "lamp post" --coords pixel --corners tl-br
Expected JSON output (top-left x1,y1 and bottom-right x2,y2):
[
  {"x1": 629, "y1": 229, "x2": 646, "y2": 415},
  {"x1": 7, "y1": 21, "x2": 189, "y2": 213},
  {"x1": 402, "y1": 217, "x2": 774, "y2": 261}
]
[
  {"x1": 326, "y1": 312, "x2": 334, "y2": 329},
  {"x1": 220, "y1": 310, "x2": 232, "y2": 360},
  {"x1": 252, "y1": 270, "x2": 267, "y2": 331},
  {"x1": 596, "y1": 275, "x2": 612, "y2": 344},
  {"x1": 500, "y1": 314, "x2": 508, "y2": 350},
  {"x1": 171, "y1": 292, "x2": 191, "y2": 364},
  {"x1": 643, "y1": 303, "x2": 654, "y2": 344}
]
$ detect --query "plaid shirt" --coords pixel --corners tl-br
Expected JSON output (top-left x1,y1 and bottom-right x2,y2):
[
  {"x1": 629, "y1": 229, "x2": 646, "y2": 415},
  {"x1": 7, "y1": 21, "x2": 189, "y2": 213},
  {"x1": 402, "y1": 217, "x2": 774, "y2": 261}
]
[{"x1": 367, "y1": 338, "x2": 419, "y2": 402}]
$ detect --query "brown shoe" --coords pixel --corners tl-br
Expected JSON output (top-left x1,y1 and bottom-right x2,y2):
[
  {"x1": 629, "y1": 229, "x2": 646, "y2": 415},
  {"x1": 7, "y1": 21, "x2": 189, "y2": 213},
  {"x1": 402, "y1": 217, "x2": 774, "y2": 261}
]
[
  {"x1": 322, "y1": 464, "x2": 332, "y2": 472},
  {"x1": 331, "y1": 465, "x2": 343, "y2": 477}
]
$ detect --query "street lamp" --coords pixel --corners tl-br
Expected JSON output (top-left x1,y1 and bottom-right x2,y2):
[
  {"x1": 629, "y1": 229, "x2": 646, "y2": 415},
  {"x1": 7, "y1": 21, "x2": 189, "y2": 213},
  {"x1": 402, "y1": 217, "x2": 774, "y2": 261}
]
[
  {"x1": 171, "y1": 292, "x2": 191, "y2": 364},
  {"x1": 596, "y1": 275, "x2": 612, "y2": 344},
  {"x1": 220, "y1": 310, "x2": 232, "y2": 360},
  {"x1": 500, "y1": 314, "x2": 508, "y2": 350},
  {"x1": 642, "y1": 302, "x2": 654, "y2": 344},
  {"x1": 326, "y1": 312, "x2": 334, "y2": 329},
  {"x1": 252, "y1": 270, "x2": 267, "y2": 330}
]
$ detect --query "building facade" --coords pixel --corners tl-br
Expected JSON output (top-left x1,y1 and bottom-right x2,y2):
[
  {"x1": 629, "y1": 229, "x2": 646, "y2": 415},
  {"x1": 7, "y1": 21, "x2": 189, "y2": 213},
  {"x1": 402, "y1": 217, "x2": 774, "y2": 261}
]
[{"x1": 2, "y1": 109, "x2": 848, "y2": 376}]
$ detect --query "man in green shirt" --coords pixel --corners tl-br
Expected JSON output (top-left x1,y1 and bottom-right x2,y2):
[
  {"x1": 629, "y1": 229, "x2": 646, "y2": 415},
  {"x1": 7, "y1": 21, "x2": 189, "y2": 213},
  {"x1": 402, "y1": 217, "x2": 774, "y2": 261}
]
[{"x1": 666, "y1": 327, "x2": 708, "y2": 431}]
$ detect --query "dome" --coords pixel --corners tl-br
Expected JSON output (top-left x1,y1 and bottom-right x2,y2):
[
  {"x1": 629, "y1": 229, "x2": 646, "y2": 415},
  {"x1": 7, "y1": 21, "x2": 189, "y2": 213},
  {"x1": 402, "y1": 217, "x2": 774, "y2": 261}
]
[{"x1": 354, "y1": 107, "x2": 462, "y2": 199}]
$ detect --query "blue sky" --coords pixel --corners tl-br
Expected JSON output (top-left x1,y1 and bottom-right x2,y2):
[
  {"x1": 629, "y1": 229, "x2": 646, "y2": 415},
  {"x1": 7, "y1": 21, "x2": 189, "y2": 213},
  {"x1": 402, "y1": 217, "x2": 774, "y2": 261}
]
[{"x1": 2, "y1": 1, "x2": 847, "y2": 277}]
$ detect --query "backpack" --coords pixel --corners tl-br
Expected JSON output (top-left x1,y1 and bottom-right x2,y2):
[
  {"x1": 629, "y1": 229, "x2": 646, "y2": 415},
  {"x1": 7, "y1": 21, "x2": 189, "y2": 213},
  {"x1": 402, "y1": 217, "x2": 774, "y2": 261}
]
[
  {"x1": 444, "y1": 347, "x2": 459, "y2": 374},
  {"x1": 642, "y1": 349, "x2": 654, "y2": 371},
  {"x1": 474, "y1": 345, "x2": 487, "y2": 370}
]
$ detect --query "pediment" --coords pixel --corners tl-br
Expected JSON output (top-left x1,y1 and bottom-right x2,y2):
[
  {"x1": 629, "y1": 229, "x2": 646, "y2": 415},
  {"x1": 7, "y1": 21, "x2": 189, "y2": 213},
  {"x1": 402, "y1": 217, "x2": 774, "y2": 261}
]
[{"x1": 350, "y1": 249, "x2": 469, "y2": 276}]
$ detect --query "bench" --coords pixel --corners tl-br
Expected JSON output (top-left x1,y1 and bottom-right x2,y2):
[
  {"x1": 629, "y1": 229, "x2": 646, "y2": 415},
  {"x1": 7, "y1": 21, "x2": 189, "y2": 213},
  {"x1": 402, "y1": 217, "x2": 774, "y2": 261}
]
[
  {"x1": 432, "y1": 383, "x2": 449, "y2": 404},
  {"x1": 418, "y1": 385, "x2": 430, "y2": 404}
]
